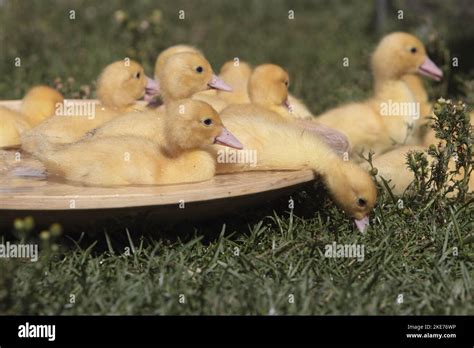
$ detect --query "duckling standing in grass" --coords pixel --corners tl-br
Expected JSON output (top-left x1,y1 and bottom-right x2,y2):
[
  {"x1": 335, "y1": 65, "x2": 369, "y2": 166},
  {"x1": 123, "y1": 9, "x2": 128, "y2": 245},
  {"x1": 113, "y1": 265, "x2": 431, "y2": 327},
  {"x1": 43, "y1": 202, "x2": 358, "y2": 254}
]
[
  {"x1": 212, "y1": 111, "x2": 377, "y2": 232},
  {"x1": 21, "y1": 60, "x2": 156, "y2": 153},
  {"x1": 316, "y1": 32, "x2": 443, "y2": 157},
  {"x1": 86, "y1": 52, "x2": 233, "y2": 143},
  {"x1": 34, "y1": 99, "x2": 242, "y2": 186},
  {"x1": 0, "y1": 86, "x2": 64, "y2": 148}
]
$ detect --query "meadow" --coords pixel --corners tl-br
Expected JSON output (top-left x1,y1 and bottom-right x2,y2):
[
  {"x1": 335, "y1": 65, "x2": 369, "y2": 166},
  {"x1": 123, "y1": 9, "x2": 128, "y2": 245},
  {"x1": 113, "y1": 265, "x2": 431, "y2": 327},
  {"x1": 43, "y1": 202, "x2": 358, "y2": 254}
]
[{"x1": 0, "y1": 0, "x2": 472, "y2": 315}]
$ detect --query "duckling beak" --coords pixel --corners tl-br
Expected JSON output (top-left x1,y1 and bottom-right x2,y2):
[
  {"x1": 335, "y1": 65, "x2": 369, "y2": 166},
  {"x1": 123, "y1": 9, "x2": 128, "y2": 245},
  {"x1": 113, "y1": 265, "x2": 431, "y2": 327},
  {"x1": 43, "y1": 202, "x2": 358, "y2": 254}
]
[
  {"x1": 144, "y1": 76, "x2": 160, "y2": 101},
  {"x1": 284, "y1": 98, "x2": 292, "y2": 111},
  {"x1": 214, "y1": 127, "x2": 243, "y2": 149},
  {"x1": 354, "y1": 216, "x2": 370, "y2": 233},
  {"x1": 208, "y1": 74, "x2": 233, "y2": 92},
  {"x1": 418, "y1": 56, "x2": 443, "y2": 81}
]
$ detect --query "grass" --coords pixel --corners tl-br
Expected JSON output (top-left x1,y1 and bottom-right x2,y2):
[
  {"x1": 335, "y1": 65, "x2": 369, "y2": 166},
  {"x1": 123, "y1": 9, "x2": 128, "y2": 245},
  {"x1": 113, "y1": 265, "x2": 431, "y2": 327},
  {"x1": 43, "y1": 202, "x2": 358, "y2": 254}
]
[{"x1": 0, "y1": 0, "x2": 473, "y2": 315}]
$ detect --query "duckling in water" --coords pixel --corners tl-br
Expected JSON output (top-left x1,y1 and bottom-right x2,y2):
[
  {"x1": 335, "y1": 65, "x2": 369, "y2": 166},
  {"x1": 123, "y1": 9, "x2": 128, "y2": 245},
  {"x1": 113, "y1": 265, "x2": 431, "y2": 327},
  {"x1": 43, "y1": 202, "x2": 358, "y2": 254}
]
[
  {"x1": 0, "y1": 86, "x2": 64, "y2": 148},
  {"x1": 35, "y1": 99, "x2": 242, "y2": 186},
  {"x1": 85, "y1": 52, "x2": 233, "y2": 143},
  {"x1": 20, "y1": 60, "x2": 155, "y2": 153},
  {"x1": 316, "y1": 32, "x2": 443, "y2": 157},
  {"x1": 213, "y1": 111, "x2": 377, "y2": 232}
]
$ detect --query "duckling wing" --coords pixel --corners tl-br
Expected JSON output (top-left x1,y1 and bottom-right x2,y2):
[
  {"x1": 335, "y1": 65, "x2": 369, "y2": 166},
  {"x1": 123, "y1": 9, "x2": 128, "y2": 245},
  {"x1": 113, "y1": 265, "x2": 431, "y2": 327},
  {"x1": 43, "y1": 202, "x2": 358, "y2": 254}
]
[{"x1": 295, "y1": 120, "x2": 350, "y2": 156}]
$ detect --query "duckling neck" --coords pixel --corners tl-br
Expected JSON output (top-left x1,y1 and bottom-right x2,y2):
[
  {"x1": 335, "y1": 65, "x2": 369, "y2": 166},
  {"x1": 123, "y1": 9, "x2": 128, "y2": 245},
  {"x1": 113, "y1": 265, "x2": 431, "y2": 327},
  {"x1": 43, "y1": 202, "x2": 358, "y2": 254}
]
[
  {"x1": 373, "y1": 77, "x2": 415, "y2": 103},
  {"x1": 161, "y1": 137, "x2": 187, "y2": 158}
]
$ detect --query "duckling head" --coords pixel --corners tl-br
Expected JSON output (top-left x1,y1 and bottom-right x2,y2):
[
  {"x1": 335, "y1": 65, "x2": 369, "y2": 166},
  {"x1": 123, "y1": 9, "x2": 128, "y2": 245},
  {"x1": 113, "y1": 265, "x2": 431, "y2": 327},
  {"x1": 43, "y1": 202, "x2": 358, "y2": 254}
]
[
  {"x1": 164, "y1": 99, "x2": 243, "y2": 153},
  {"x1": 159, "y1": 52, "x2": 232, "y2": 104},
  {"x1": 248, "y1": 64, "x2": 290, "y2": 110},
  {"x1": 154, "y1": 44, "x2": 202, "y2": 80},
  {"x1": 220, "y1": 60, "x2": 253, "y2": 78},
  {"x1": 96, "y1": 60, "x2": 157, "y2": 109},
  {"x1": 325, "y1": 161, "x2": 377, "y2": 233},
  {"x1": 20, "y1": 85, "x2": 64, "y2": 126},
  {"x1": 371, "y1": 32, "x2": 443, "y2": 82}
]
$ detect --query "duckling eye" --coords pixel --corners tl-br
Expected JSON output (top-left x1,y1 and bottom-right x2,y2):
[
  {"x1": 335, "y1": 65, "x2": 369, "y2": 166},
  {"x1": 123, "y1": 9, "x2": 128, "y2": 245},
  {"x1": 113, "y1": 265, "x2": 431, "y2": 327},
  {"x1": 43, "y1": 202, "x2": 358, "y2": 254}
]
[
  {"x1": 284, "y1": 81, "x2": 289, "y2": 87},
  {"x1": 410, "y1": 47, "x2": 417, "y2": 54},
  {"x1": 357, "y1": 198, "x2": 367, "y2": 207},
  {"x1": 202, "y1": 118, "x2": 213, "y2": 126},
  {"x1": 196, "y1": 66, "x2": 204, "y2": 73},
  {"x1": 134, "y1": 72, "x2": 141, "y2": 79}
]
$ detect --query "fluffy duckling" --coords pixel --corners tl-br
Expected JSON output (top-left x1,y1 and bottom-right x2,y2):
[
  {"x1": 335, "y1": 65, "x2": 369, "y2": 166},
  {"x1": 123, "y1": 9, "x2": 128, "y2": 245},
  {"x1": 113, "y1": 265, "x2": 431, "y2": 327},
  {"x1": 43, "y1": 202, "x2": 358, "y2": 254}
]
[
  {"x1": 213, "y1": 110, "x2": 377, "y2": 232},
  {"x1": 21, "y1": 60, "x2": 153, "y2": 153},
  {"x1": 366, "y1": 145, "x2": 473, "y2": 196},
  {"x1": 35, "y1": 99, "x2": 242, "y2": 186},
  {"x1": 0, "y1": 107, "x2": 31, "y2": 148},
  {"x1": 226, "y1": 63, "x2": 349, "y2": 155},
  {"x1": 0, "y1": 86, "x2": 64, "y2": 148},
  {"x1": 154, "y1": 44, "x2": 203, "y2": 81},
  {"x1": 216, "y1": 60, "x2": 252, "y2": 105},
  {"x1": 217, "y1": 60, "x2": 314, "y2": 119},
  {"x1": 85, "y1": 52, "x2": 233, "y2": 142},
  {"x1": 96, "y1": 60, "x2": 157, "y2": 108},
  {"x1": 159, "y1": 52, "x2": 232, "y2": 104},
  {"x1": 316, "y1": 32, "x2": 443, "y2": 157},
  {"x1": 151, "y1": 45, "x2": 232, "y2": 110}
]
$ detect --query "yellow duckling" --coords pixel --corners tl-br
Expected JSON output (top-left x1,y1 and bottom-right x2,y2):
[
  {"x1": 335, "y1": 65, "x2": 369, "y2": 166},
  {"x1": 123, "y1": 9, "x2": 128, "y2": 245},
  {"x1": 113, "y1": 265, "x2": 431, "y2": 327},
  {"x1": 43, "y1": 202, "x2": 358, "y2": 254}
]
[
  {"x1": 216, "y1": 60, "x2": 314, "y2": 119},
  {"x1": 35, "y1": 99, "x2": 242, "y2": 186},
  {"x1": 366, "y1": 145, "x2": 473, "y2": 196},
  {"x1": 213, "y1": 110, "x2": 377, "y2": 232},
  {"x1": 154, "y1": 44, "x2": 203, "y2": 81},
  {"x1": 216, "y1": 60, "x2": 252, "y2": 105},
  {"x1": 151, "y1": 44, "x2": 232, "y2": 110},
  {"x1": 158, "y1": 52, "x2": 232, "y2": 104},
  {"x1": 21, "y1": 60, "x2": 154, "y2": 153},
  {"x1": 224, "y1": 63, "x2": 349, "y2": 156},
  {"x1": 85, "y1": 52, "x2": 233, "y2": 142},
  {"x1": 0, "y1": 86, "x2": 64, "y2": 148},
  {"x1": 316, "y1": 32, "x2": 443, "y2": 157}
]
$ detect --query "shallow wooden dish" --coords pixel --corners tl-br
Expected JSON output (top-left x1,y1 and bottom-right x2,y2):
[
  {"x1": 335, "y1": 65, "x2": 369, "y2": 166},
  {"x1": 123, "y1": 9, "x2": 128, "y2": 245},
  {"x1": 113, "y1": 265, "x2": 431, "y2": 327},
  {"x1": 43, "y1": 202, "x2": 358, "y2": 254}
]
[{"x1": 0, "y1": 99, "x2": 316, "y2": 223}]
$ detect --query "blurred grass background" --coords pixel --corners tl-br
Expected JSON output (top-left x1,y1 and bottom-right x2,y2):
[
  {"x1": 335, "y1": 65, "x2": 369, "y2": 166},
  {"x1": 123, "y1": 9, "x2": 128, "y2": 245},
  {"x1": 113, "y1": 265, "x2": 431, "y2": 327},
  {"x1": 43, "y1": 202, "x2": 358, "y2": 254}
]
[
  {"x1": 1, "y1": 0, "x2": 474, "y2": 111},
  {"x1": 0, "y1": 0, "x2": 473, "y2": 315}
]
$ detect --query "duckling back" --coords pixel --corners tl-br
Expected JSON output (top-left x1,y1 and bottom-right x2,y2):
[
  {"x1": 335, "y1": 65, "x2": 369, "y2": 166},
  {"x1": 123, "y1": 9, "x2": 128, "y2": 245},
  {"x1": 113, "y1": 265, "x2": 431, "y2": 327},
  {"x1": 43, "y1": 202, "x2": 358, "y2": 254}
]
[
  {"x1": 20, "y1": 86, "x2": 64, "y2": 126},
  {"x1": 0, "y1": 107, "x2": 31, "y2": 148}
]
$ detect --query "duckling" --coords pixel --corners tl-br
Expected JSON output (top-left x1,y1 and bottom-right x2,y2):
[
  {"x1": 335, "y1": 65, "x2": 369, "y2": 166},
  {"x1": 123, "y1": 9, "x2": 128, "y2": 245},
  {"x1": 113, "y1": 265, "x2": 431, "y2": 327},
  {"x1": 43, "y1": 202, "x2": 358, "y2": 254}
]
[
  {"x1": 21, "y1": 60, "x2": 152, "y2": 153},
  {"x1": 0, "y1": 107, "x2": 31, "y2": 148},
  {"x1": 216, "y1": 60, "x2": 252, "y2": 105},
  {"x1": 316, "y1": 32, "x2": 443, "y2": 157},
  {"x1": 216, "y1": 60, "x2": 314, "y2": 119},
  {"x1": 228, "y1": 63, "x2": 349, "y2": 156},
  {"x1": 34, "y1": 99, "x2": 242, "y2": 186},
  {"x1": 0, "y1": 86, "x2": 64, "y2": 148},
  {"x1": 85, "y1": 52, "x2": 233, "y2": 142},
  {"x1": 213, "y1": 110, "x2": 377, "y2": 232},
  {"x1": 151, "y1": 45, "x2": 232, "y2": 110},
  {"x1": 366, "y1": 145, "x2": 473, "y2": 196},
  {"x1": 154, "y1": 44, "x2": 203, "y2": 81}
]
